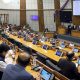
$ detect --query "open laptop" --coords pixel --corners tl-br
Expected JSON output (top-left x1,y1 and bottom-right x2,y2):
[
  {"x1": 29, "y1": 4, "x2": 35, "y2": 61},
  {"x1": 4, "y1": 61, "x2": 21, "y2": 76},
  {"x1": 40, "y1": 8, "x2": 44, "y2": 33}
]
[
  {"x1": 60, "y1": 43, "x2": 65, "y2": 48},
  {"x1": 32, "y1": 40, "x2": 38, "y2": 45},
  {"x1": 55, "y1": 50, "x2": 63, "y2": 56},
  {"x1": 42, "y1": 45, "x2": 48, "y2": 50},
  {"x1": 73, "y1": 48, "x2": 78, "y2": 53},
  {"x1": 75, "y1": 58, "x2": 80, "y2": 67},
  {"x1": 40, "y1": 69, "x2": 54, "y2": 80}
]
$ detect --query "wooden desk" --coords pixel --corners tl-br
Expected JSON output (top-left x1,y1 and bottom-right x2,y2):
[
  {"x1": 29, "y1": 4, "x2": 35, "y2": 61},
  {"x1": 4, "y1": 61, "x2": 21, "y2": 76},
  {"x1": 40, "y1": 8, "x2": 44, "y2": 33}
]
[
  {"x1": 25, "y1": 66, "x2": 40, "y2": 79},
  {"x1": 6, "y1": 33, "x2": 61, "y2": 62},
  {"x1": 71, "y1": 30, "x2": 80, "y2": 38},
  {"x1": 0, "y1": 40, "x2": 3, "y2": 44},
  {"x1": 0, "y1": 36, "x2": 72, "y2": 80},
  {"x1": 6, "y1": 33, "x2": 80, "y2": 62}
]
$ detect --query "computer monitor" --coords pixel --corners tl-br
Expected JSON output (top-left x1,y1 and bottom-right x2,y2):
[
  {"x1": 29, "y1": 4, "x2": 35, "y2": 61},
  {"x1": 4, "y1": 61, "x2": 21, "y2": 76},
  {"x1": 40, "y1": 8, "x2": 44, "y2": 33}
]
[
  {"x1": 42, "y1": 45, "x2": 48, "y2": 50},
  {"x1": 73, "y1": 48, "x2": 78, "y2": 53},
  {"x1": 32, "y1": 40, "x2": 37, "y2": 45},
  {"x1": 40, "y1": 69, "x2": 52, "y2": 80},
  {"x1": 18, "y1": 32, "x2": 22, "y2": 35},
  {"x1": 55, "y1": 50, "x2": 63, "y2": 56},
  {"x1": 50, "y1": 39, "x2": 56, "y2": 45},
  {"x1": 60, "y1": 43, "x2": 65, "y2": 48},
  {"x1": 31, "y1": 15, "x2": 39, "y2": 21}
]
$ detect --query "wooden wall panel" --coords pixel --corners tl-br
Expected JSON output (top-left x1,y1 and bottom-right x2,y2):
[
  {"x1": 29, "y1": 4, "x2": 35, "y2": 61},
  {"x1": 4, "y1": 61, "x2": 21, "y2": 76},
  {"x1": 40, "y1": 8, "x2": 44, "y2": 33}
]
[
  {"x1": 20, "y1": 0, "x2": 26, "y2": 26},
  {"x1": 72, "y1": 16, "x2": 80, "y2": 25},
  {"x1": 37, "y1": 0, "x2": 45, "y2": 32},
  {"x1": 54, "y1": 0, "x2": 61, "y2": 31}
]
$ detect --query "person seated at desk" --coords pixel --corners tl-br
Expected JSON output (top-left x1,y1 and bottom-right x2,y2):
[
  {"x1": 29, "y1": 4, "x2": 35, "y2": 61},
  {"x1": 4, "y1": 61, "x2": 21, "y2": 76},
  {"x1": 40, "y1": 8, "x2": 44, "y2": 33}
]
[
  {"x1": 0, "y1": 44, "x2": 10, "y2": 80},
  {"x1": 18, "y1": 30, "x2": 22, "y2": 37},
  {"x1": 67, "y1": 25, "x2": 72, "y2": 35},
  {"x1": 44, "y1": 28, "x2": 49, "y2": 32},
  {"x1": 54, "y1": 33, "x2": 58, "y2": 39},
  {"x1": 58, "y1": 53, "x2": 79, "y2": 79},
  {"x1": 69, "y1": 42, "x2": 74, "y2": 48},
  {"x1": 33, "y1": 34, "x2": 39, "y2": 41},
  {"x1": 1, "y1": 52, "x2": 34, "y2": 80}
]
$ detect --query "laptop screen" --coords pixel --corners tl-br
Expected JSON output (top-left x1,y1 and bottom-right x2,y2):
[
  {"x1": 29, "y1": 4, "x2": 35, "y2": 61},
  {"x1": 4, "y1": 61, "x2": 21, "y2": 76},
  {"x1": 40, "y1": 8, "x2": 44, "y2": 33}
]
[
  {"x1": 42, "y1": 45, "x2": 48, "y2": 50},
  {"x1": 60, "y1": 43, "x2": 65, "y2": 48},
  {"x1": 41, "y1": 69, "x2": 52, "y2": 80},
  {"x1": 73, "y1": 48, "x2": 78, "y2": 53},
  {"x1": 56, "y1": 50, "x2": 62, "y2": 56},
  {"x1": 32, "y1": 40, "x2": 37, "y2": 44}
]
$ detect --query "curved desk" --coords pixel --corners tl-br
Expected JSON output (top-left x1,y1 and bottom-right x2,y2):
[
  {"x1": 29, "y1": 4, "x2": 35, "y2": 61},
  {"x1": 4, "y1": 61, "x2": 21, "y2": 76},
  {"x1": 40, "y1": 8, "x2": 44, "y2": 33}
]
[
  {"x1": 6, "y1": 33, "x2": 80, "y2": 62},
  {"x1": 5, "y1": 33, "x2": 63, "y2": 62}
]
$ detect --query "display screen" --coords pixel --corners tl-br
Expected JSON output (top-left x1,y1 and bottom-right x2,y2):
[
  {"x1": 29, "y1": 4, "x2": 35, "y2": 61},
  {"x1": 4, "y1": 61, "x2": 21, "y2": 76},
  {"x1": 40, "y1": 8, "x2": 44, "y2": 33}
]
[
  {"x1": 32, "y1": 40, "x2": 37, "y2": 44},
  {"x1": 73, "y1": 0, "x2": 80, "y2": 15},
  {"x1": 56, "y1": 50, "x2": 62, "y2": 56},
  {"x1": 42, "y1": 45, "x2": 48, "y2": 50},
  {"x1": 31, "y1": 15, "x2": 39, "y2": 21},
  {"x1": 73, "y1": 48, "x2": 78, "y2": 53},
  {"x1": 41, "y1": 69, "x2": 51, "y2": 80},
  {"x1": 60, "y1": 43, "x2": 65, "y2": 48},
  {"x1": 78, "y1": 59, "x2": 80, "y2": 65}
]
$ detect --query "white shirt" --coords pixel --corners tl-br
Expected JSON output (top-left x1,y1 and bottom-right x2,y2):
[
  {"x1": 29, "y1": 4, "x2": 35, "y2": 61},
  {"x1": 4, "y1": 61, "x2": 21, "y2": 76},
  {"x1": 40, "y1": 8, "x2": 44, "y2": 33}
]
[
  {"x1": 0, "y1": 61, "x2": 7, "y2": 72},
  {"x1": 0, "y1": 50, "x2": 15, "y2": 72}
]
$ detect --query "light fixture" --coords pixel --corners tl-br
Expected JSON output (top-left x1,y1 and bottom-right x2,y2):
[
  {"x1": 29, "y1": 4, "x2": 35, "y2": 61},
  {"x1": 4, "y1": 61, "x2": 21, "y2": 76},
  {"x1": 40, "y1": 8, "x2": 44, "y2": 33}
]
[{"x1": 2, "y1": 0, "x2": 12, "y2": 3}]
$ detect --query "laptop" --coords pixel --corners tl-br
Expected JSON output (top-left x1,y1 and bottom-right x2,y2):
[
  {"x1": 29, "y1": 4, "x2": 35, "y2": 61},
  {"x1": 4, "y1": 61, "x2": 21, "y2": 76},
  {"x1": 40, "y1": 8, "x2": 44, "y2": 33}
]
[
  {"x1": 42, "y1": 45, "x2": 48, "y2": 50},
  {"x1": 76, "y1": 58, "x2": 80, "y2": 67},
  {"x1": 73, "y1": 48, "x2": 78, "y2": 53},
  {"x1": 32, "y1": 40, "x2": 37, "y2": 45},
  {"x1": 40, "y1": 69, "x2": 54, "y2": 80},
  {"x1": 55, "y1": 50, "x2": 63, "y2": 56},
  {"x1": 78, "y1": 59, "x2": 80, "y2": 65},
  {"x1": 60, "y1": 43, "x2": 65, "y2": 48}
]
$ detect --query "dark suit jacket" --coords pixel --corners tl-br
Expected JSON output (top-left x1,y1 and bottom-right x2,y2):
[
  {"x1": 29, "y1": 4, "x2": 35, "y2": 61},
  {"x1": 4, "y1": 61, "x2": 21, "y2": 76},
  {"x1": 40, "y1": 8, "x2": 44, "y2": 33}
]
[
  {"x1": 58, "y1": 59, "x2": 78, "y2": 79},
  {"x1": 0, "y1": 57, "x2": 4, "y2": 80},
  {"x1": 1, "y1": 64, "x2": 34, "y2": 80}
]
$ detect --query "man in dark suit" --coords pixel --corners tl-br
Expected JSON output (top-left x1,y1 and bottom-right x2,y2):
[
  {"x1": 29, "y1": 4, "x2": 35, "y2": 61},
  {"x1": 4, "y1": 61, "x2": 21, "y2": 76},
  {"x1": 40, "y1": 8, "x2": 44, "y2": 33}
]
[
  {"x1": 1, "y1": 52, "x2": 34, "y2": 80},
  {"x1": 58, "y1": 53, "x2": 79, "y2": 79}
]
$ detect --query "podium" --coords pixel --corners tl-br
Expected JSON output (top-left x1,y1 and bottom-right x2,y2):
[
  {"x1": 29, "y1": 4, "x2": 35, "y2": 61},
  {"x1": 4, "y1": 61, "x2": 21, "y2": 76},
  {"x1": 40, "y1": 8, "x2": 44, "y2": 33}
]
[{"x1": 57, "y1": 26, "x2": 66, "y2": 35}]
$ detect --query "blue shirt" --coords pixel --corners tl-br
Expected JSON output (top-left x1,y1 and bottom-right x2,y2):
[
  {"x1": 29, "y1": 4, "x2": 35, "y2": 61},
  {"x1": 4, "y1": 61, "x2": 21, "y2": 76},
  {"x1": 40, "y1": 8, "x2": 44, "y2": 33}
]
[{"x1": 1, "y1": 64, "x2": 34, "y2": 80}]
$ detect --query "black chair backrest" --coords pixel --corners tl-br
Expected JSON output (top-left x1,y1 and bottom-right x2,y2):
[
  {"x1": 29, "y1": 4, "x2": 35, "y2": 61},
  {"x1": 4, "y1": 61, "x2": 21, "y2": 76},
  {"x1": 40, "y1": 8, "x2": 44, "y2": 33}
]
[{"x1": 46, "y1": 60, "x2": 61, "y2": 72}]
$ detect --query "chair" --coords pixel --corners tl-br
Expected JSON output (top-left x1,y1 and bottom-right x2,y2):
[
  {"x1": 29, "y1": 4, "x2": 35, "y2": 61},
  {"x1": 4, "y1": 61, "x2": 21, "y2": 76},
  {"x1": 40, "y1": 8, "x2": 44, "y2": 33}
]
[
  {"x1": 46, "y1": 60, "x2": 61, "y2": 72},
  {"x1": 37, "y1": 53, "x2": 48, "y2": 64},
  {"x1": 0, "y1": 71, "x2": 3, "y2": 80}
]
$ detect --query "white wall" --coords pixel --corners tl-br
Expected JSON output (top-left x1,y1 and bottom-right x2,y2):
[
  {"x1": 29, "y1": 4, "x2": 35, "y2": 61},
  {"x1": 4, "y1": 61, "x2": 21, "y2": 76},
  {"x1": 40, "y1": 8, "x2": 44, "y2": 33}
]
[
  {"x1": 0, "y1": 10, "x2": 20, "y2": 25},
  {"x1": 60, "y1": 0, "x2": 72, "y2": 9},
  {"x1": 26, "y1": 0, "x2": 37, "y2": 10},
  {"x1": 26, "y1": 11, "x2": 39, "y2": 31},
  {"x1": 0, "y1": 0, "x2": 20, "y2": 25},
  {"x1": 43, "y1": 0, "x2": 54, "y2": 9},
  {"x1": 0, "y1": 0, "x2": 20, "y2": 9},
  {"x1": 0, "y1": 0, "x2": 72, "y2": 31}
]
